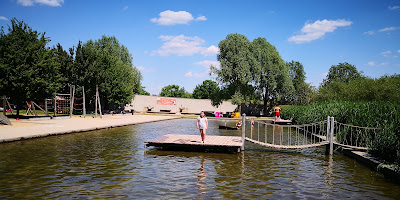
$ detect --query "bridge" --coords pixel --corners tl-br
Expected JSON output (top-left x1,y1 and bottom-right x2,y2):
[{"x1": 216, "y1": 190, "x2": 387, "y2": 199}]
[{"x1": 240, "y1": 114, "x2": 381, "y2": 154}]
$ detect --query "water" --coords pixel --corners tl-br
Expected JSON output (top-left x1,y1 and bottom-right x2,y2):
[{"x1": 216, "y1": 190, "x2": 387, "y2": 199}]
[{"x1": 0, "y1": 119, "x2": 399, "y2": 199}]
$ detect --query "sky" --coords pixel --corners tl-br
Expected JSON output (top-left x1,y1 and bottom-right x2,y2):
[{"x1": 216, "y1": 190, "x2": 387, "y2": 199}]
[{"x1": 1, "y1": 0, "x2": 399, "y2": 95}]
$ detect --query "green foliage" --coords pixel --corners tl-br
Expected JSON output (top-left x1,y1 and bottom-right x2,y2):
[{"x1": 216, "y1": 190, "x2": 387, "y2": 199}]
[
  {"x1": 160, "y1": 84, "x2": 186, "y2": 98},
  {"x1": 137, "y1": 85, "x2": 150, "y2": 95},
  {"x1": 70, "y1": 35, "x2": 142, "y2": 107},
  {"x1": 318, "y1": 74, "x2": 400, "y2": 102},
  {"x1": 281, "y1": 101, "x2": 400, "y2": 164},
  {"x1": 322, "y1": 62, "x2": 362, "y2": 87},
  {"x1": 193, "y1": 80, "x2": 220, "y2": 99},
  {"x1": 211, "y1": 33, "x2": 256, "y2": 105},
  {"x1": 252, "y1": 37, "x2": 294, "y2": 113},
  {"x1": 211, "y1": 33, "x2": 295, "y2": 113},
  {"x1": 287, "y1": 60, "x2": 316, "y2": 105},
  {"x1": 0, "y1": 18, "x2": 62, "y2": 106}
]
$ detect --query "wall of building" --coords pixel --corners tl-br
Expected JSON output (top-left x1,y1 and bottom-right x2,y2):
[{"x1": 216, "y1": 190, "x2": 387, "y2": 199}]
[{"x1": 125, "y1": 95, "x2": 237, "y2": 114}]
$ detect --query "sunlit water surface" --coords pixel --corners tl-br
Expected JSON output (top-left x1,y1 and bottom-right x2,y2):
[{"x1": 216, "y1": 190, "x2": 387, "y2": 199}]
[{"x1": 0, "y1": 119, "x2": 399, "y2": 199}]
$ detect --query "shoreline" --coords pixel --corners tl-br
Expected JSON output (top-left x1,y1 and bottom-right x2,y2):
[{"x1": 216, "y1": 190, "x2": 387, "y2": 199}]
[{"x1": 0, "y1": 114, "x2": 180, "y2": 143}]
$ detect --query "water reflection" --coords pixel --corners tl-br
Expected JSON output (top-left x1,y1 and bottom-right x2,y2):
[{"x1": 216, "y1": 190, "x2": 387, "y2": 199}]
[{"x1": 0, "y1": 119, "x2": 399, "y2": 199}]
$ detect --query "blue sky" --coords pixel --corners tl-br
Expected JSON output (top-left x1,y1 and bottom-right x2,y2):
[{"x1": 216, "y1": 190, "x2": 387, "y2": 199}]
[{"x1": 1, "y1": 0, "x2": 399, "y2": 95}]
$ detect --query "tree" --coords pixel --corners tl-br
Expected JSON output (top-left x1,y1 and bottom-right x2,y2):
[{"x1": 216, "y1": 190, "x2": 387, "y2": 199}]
[
  {"x1": 159, "y1": 85, "x2": 186, "y2": 97},
  {"x1": 287, "y1": 60, "x2": 315, "y2": 105},
  {"x1": 252, "y1": 37, "x2": 294, "y2": 114},
  {"x1": 211, "y1": 33, "x2": 257, "y2": 111},
  {"x1": 0, "y1": 18, "x2": 62, "y2": 115},
  {"x1": 193, "y1": 80, "x2": 220, "y2": 99},
  {"x1": 136, "y1": 85, "x2": 150, "y2": 95},
  {"x1": 322, "y1": 62, "x2": 362, "y2": 86},
  {"x1": 70, "y1": 36, "x2": 142, "y2": 108}
]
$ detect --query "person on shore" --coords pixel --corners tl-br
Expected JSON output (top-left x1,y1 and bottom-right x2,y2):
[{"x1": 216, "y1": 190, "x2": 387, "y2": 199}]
[
  {"x1": 196, "y1": 111, "x2": 208, "y2": 143},
  {"x1": 274, "y1": 106, "x2": 281, "y2": 121},
  {"x1": 236, "y1": 121, "x2": 242, "y2": 129}
]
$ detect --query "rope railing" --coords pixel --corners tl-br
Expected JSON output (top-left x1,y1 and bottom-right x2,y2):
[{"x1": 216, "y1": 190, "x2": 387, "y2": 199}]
[
  {"x1": 241, "y1": 114, "x2": 380, "y2": 151},
  {"x1": 244, "y1": 118, "x2": 329, "y2": 149}
]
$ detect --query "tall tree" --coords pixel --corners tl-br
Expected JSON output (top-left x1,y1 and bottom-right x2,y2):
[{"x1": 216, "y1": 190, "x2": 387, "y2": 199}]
[
  {"x1": 211, "y1": 33, "x2": 256, "y2": 111},
  {"x1": 252, "y1": 37, "x2": 294, "y2": 114},
  {"x1": 287, "y1": 60, "x2": 315, "y2": 105},
  {"x1": 159, "y1": 84, "x2": 186, "y2": 97},
  {"x1": 71, "y1": 36, "x2": 142, "y2": 108},
  {"x1": 193, "y1": 80, "x2": 220, "y2": 99},
  {"x1": 322, "y1": 62, "x2": 362, "y2": 86},
  {"x1": 0, "y1": 18, "x2": 62, "y2": 115}
]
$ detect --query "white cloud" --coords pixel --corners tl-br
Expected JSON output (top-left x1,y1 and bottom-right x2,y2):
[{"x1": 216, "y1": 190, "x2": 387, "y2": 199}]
[
  {"x1": 194, "y1": 60, "x2": 220, "y2": 69},
  {"x1": 382, "y1": 51, "x2": 392, "y2": 57},
  {"x1": 379, "y1": 26, "x2": 399, "y2": 32},
  {"x1": 364, "y1": 30, "x2": 375, "y2": 35},
  {"x1": 320, "y1": 72, "x2": 328, "y2": 77},
  {"x1": 288, "y1": 19, "x2": 352, "y2": 44},
  {"x1": 367, "y1": 61, "x2": 375, "y2": 66},
  {"x1": 0, "y1": 16, "x2": 8, "y2": 21},
  {"x1": 380, "y1": 62, "x2": 390, "y2": 66},
  {"x1": 150, "y1": 10, "x2": 206, "y2": 25},
  {"x1": 152, "y1": 35, "x2": 219, "y2": 57},
  {"x1": 184, "y1": 72, "x2": 193, "y2": 77},
  {"x1": 200, "y1": 45, "x2": 219, "y2": 56},
  {"x1": 196, "y1": 16, "x2": 207, "y2": 21},
  {"x1": 398, "y1": 49, "x2": 400, "y2": 54},
  {"x1": 137, "y1": 66, "x2": 154, "y2": 73},
  {"x1": 17, "y1": 0, "x2": 64, "y2": 6},
  {"x1": 123, "y1": 6, "x2": 128, "y2": 11},
  {"x1": 389, "y1": 6, "x2": 400, "y2": 10}
]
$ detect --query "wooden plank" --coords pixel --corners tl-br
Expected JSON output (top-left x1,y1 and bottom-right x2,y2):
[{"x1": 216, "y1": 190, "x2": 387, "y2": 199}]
[{"x1": 145, "y1": 134, "x2": 243, "y2": 153}]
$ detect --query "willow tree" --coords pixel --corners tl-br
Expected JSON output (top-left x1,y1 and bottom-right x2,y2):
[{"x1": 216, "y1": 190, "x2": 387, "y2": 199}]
[
  {"x1": 211, "y1": 33, "x2": 257, "y2": 111},
  {"x1": 252, "y1": 37, "x2": 294, "y2": 114}
]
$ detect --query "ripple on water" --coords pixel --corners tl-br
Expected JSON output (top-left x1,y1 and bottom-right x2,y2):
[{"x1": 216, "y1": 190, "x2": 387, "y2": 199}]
[{"x1": 0, "y1": 119, "x2": 399, "y2": 199}]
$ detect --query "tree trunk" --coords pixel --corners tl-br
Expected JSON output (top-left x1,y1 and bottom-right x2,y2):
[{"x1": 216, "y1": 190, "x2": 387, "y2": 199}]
[
  {"x1": 16, "y1": 103, "x2": 20, "y2": 116},
  {"x1": 263, "y1": 97, "x2": 268, "y2": 117}
]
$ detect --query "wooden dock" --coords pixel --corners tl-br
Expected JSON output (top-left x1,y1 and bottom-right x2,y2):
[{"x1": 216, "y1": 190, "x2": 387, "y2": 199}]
[{"x1": 145, "y1": 134, "x2": 244, "y2": 153}]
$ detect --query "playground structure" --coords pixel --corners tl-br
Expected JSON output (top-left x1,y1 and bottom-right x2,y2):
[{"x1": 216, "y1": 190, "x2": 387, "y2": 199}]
[{"x1": 1, "y1": 85, "x2": 103, "y2": 118}]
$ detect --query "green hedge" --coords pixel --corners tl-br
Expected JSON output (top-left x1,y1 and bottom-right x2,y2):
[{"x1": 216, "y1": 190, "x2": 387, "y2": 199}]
[{"x1": 281, "y1": 101, "x2": 400, "y2": 164}]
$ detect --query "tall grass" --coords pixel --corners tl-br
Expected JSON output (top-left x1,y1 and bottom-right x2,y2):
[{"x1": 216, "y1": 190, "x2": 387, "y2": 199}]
[{"x1": 281, "y1": 101, "x2": 400, "y2": 164}]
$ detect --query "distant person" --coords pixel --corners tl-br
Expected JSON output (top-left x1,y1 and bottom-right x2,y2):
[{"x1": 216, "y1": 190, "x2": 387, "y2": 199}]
[
  {"x1": 197, "y1": 111, "x2": 208, "y2": 143},
  {"x1": 274, "y1": 106, "x2": 281, "y2": 121},
  {"x1": 236, "y1": 121, "x2": 242, "y2": 129}
]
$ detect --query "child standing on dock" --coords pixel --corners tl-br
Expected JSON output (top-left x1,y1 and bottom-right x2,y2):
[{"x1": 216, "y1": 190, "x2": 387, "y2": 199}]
[{"x1": 197, "y1": 111, "x2": 208, "y2": 143}]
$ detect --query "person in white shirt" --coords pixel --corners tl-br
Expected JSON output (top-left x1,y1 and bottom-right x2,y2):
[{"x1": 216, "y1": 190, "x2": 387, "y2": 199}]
[{"x1": 196, "y1": 111, "x2": 208, "y2": 143}]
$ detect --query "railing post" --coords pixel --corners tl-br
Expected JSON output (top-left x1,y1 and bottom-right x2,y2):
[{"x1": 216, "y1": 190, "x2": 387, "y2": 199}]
[
  {"x1": 325, "y1": 116, "x2": 330, "y2": 155},
  {"x1": 241, "y1": 114, "x2": 246, "y2": 151},
  {"x1": 329, "y1": 117, "x2": 334, "y2": 155}
]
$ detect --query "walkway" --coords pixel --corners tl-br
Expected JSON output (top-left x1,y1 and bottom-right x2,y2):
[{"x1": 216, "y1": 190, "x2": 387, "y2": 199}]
[{"x1": 0, "y1": 114, "x2": 178, "y2": 143}]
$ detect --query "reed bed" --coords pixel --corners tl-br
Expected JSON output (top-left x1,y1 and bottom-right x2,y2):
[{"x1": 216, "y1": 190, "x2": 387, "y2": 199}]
[{"x1": 281, "y1": 101, "x2": 400, "y2": 164}]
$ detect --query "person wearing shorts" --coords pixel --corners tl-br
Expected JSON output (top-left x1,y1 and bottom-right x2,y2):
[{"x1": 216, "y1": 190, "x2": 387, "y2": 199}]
[
  {"x1": 274, "y1": 106, "x2": 281, "y2": 121},
  {"x1": 197, "y1": 111, "x2": 208, "y2": 143}
]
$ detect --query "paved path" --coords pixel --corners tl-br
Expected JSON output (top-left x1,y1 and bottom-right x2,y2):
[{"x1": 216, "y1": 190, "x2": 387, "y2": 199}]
[{"x1": 0, "y1": 114, "x2": 178, "y2": 143}]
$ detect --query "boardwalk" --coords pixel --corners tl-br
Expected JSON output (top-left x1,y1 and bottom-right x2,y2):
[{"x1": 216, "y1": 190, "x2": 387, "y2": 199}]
[{"x1": 145, "y1": 134, "x2": 244, "y2": 153}]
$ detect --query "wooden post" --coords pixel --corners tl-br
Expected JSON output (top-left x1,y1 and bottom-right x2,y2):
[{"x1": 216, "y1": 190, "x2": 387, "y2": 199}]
[
  {"x1": 2, "y1": 95, "x2": 5, "y2": 116},
  {"x1": 82, "y1": 86, "x2": 86, "y2": 118},
  {"x1": 70, "y1": 85, "x2": 75, "y2": 117},
  {"x1": 329, "y1": 117, "x2": 334, "y2": 155},
  {"x1": 31, "y1": 101, "x2": 38, "y2": 116},
  {"x1": 54, "y1": 96, "x2": 57, "y2": 117},
  {"x1": 325, "y1": 116, "x2": 331, "y2": 155},
  {"x1": 45, "y1": 99, "x2": 49, "y2": 116},
  {"x1": 97, "y1": 86, "x2": 102, "y2": 119},
  {"x1": 241, "y1": 113, "x2": 246, "y2": 151},
  {"x1": 95, "y1": 85, "x2": 98, "y2": 118}
]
